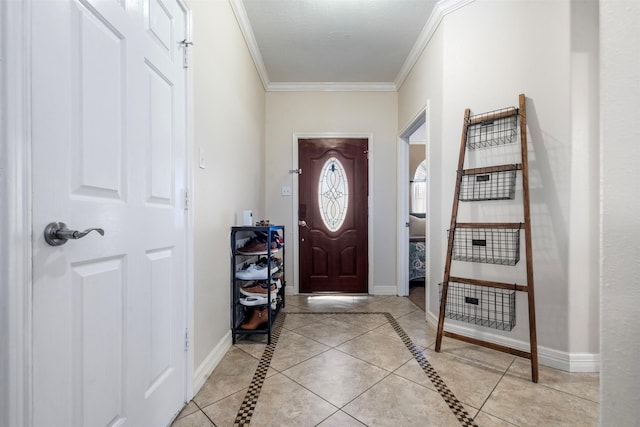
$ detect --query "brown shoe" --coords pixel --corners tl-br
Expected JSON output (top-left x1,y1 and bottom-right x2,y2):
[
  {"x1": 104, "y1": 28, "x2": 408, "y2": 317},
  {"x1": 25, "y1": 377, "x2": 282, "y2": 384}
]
[
  {"x1": 240, "y1": 282, "x2": 277, "y2": 297},
  {"x1": 240, "y1": 307, "x2": 268, "y2": 330},
  {"x1": 237, "y1": 238, "x2": 279, "y2": 255}
]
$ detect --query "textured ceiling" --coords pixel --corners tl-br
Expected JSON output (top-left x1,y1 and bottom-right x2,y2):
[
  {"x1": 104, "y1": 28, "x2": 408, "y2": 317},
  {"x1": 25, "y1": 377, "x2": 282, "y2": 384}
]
[{"x1": 241, "y1": 0, "x2": 438, "y2": 84}]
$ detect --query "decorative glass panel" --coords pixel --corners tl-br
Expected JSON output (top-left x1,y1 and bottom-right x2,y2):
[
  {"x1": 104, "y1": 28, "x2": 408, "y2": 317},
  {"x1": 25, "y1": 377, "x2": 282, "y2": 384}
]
[
  {"x1": 318, "y1": 157, "x2": 348, "y2": 232},
  {"x1": 410, "y1": 181, "x2": 427, "y2": 213},
  {"x1": 411, "y1": 159, "x2": 427, "y2": 213},
  {"x1": 413, "y1": 159, "x2": 427, "y2": 181}
]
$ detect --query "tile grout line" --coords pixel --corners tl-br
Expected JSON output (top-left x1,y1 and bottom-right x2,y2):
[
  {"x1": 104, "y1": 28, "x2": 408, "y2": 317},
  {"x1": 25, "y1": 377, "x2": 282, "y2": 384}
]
[
  {"x1": 280, "y1": 312, "x2": 405, "y2": 426},
  {"x1": 473, "y1": 357, "x2": 518, "y2": 425},
  {"x1": 191, "y1": 399, "x2": 218, "y2": 427}
]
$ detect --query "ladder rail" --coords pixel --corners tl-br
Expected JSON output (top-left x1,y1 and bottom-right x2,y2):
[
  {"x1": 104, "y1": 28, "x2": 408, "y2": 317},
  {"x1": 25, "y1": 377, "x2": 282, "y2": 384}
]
[
  {"x1": 519, "y1": 94, "x2": 539, "y2": 382},
  {"x1": 462, "y1": 164, "x2": 522, "y2": 175},
  {"x1": 448, "y1": 276, "x2": 529, "y2": 293}
]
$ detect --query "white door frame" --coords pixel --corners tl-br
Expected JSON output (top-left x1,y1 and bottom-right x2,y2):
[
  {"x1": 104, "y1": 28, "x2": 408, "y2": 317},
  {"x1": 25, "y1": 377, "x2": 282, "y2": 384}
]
[
  {"x1": 291, "y1": 132, "x2": 374, "y2": 294},
  {"x1": 1, "y1": 0, "x2": 33, "y2": 425},
  {"x1": 177, "y1": 0, "x2": 196, "y2": 404},
  {"x1": 397, "y1": 106, "x2": 429, "y2": 298},
  {"x1": 0, "y1": 2, "x2": 195, "y2": 424}
]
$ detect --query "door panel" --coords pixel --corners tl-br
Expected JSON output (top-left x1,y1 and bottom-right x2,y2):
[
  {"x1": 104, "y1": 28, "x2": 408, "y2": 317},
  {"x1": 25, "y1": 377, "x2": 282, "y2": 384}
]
[
  {"x1": 72, "y1": 257, "x2": 126, "y2": 427},
  {"x1": 73, "y1": 1, "x2": 125, "y2": 199},
  {"x1": 31, "y1": 0, "x2": 188, "y2": 425},
  {"x1": 299, "y1": 138, "x2": 368, "y2": 293},
  {"x1": 145, "y1": 248, "x2": 174, "y2": 397},
  {"x1": 146, "y1": 62, "x2": 175, "y2": 204}
]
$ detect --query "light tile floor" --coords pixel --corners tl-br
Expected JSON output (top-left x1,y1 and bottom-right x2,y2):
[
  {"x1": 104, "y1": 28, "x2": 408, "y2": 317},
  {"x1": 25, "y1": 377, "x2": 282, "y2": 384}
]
[{"x1": 172, "y1": 295, "x2": 599, "y2": 427}]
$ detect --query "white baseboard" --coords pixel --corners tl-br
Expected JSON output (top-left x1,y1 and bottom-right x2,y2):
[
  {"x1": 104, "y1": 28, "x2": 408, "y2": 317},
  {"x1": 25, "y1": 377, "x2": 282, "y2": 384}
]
[
  {"x1": 425, "y1": 312, "x2": 599, "y2": 373},
  {"x1": 193, "y1": 331, "x2": 232, "y2": 394},
  {"x1": 568, "y1": 353, "x2": 601, "y2": 373},
  {"x1": 372, "y1": 285, "x2": 397, "y2": 295}
]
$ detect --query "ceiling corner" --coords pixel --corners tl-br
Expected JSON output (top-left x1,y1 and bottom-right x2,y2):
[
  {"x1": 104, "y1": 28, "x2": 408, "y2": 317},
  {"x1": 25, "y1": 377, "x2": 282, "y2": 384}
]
[
  {"x1": 229, "y1": 0, "x2": 271, "y2": 90},
  {"x1": 394, "y1": 0, "x2": 476, "y2": 90}
]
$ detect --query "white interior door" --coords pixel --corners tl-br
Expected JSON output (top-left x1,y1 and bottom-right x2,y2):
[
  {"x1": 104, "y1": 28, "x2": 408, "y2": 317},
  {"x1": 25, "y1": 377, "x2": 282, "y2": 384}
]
[{"x1": 31, "y1": 0, "x2": 189, "y2": 425}]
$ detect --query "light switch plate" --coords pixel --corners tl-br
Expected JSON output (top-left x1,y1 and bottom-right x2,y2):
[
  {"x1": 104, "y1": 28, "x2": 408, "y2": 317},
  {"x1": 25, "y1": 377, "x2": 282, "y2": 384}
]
[
  {"x1": 199, "y1": 147, "x2": 205, "y2": 169},
  {"x1": 281, "y1": 185, "x2": 292, "y2": 196}
]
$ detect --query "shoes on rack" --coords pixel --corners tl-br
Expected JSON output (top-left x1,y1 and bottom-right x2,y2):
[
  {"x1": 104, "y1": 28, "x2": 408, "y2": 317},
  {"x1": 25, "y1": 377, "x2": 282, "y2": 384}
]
[
  {"x1": 239, "y1": 295, "x2": 268, "y2": 306},
  {"x1": 236, "y1": 259, "x2": 280, "y2": 280},
  {"x1": 256, "y1": 256, "x2": 281, "y2": 269},
  {"x1": 240, "y1": 281, "x2": 277, "y2": 297},
  {"x1": 240, "y1": 307, "x2": 268, "y2": 330},
  {"x1": 237, "y1": 237, "x2": 279, "y2": 255},
  {"x1": 254, "y1": 230, "x2": 283, "y2": 245}
]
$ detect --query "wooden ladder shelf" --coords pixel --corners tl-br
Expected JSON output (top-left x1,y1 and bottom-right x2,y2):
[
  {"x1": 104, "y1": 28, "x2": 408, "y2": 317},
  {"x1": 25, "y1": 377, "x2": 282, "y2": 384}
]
[{"x1": 435, "y1": 93, "x2": 539, "y2": 382}]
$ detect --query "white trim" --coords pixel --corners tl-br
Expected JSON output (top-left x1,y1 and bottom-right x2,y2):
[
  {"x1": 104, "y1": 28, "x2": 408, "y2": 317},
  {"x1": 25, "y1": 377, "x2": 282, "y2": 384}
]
[
  {"x1": 424, "y1": 101, "x2": 432, "y2": 317},
  {"x1": 291, "y1": 135, "x2": 300, "y2": 294},
  {"x1": 267, "y1": 82, "x2": 397, "y2": 93},
  {"x1": 228, "y1": 0, "x2": 270, "y2": 90},
  {"x1": 177, "y1": 0, "x2": 196, "y2": 404},
  {"x1": 2, "y1": 0, "x2": 32, "y2": 426},
  {"x1": 399, "y1": 108, "x2": 428, "y2": 140},
  {"x1": 230, "y1": 0, "x2": 475, "y2": 92},
  {"x1": 291, "y1": 133, "x2": 374, "y2": 295},
  {"x1": 395, "y1": 0, "x2": 476, "y2": 89},
  {"x1": 426, "y1": 312, "x2": 600, "y2": 373},
  {"x1": 569, "y1": 353, "x2": 601, "y2": 373},
  {"x1": 397, "y1": 107, "x2": 428, "y2": 297},
  {"x1": 193, "y1": 331, "x2": 233, "y2": 394},
  {"x1": 396, "y1": 139, "x2": 409, "y2": 296}
]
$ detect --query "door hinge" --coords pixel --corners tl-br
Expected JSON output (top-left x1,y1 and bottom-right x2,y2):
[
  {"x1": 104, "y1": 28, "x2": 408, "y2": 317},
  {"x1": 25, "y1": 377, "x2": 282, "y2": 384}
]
[
  {"x1": 179, "y1": 39, "x2": 193, "y2": 69},
  {"x1": 184, "y1": 329, "x2": 190, "y2": 352},
  {"x1": 184, "y1": 189, "x2": 189, "y2": 211}
]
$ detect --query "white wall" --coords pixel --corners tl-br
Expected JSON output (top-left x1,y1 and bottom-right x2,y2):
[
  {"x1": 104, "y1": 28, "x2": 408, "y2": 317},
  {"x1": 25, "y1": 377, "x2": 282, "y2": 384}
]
[
  {"x1": 568, "y1": 0, "x2": 599, "y2": 361},
  {"x1": 1, "y1": 2, "x2": 30, "y2": 425},
  {"x1": 600, "y1": 0, "x2": 640, "y2": 424},
  {"x1": 399, "y1": 0, "x2": 600, "y2": 369},
  {"x1": 189, "y1": 0, "x2": 266, "y2": 379},
  {"x1": 265, "y1": 91, "x2": 398, "y2": 294}
]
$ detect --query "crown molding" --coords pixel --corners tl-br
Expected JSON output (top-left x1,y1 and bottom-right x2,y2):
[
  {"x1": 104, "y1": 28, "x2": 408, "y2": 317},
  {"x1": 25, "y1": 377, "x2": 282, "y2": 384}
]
[
  {"x1": 231, "y1": 0, "x2": 475, "y2": 92},
  {"x1": 267, "y1": 82, "x2": 397, "y2": 92},
  {"x1": 394, "y1": 0, "x2": 476, "y2": 89},
  {"x1": 229, "y1": 0, "x2": 270, "y2": 90}
]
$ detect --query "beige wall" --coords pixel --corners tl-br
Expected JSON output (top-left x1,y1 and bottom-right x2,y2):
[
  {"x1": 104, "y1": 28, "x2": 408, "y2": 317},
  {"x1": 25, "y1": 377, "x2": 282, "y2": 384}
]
[
  {"x1": 190, "y1": 0, "x2": 266, "y2": 374},
  {"x1": 265, "y1": 91, "x2": 398, "y2": 294},
  {"x1": 600, "y1": 0, "x2": 640, "y2": 424},
  {"x1": 398, "y1": 0, "x2": 599, "y2": 367},
  {"x1": 409, "y1": 144, "x2": 426, "y2": 181}
]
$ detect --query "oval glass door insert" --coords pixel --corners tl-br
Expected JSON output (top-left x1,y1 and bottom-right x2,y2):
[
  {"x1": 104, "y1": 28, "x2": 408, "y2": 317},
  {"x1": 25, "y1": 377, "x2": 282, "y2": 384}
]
[{"x1": 318, "y1": 157, "x2": 348, "y2": 232}]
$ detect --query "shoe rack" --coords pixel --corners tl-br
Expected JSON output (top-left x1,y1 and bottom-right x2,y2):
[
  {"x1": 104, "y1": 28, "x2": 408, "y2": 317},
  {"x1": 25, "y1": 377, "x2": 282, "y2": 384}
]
[
  {"x1": 230, "y1": 225, "x2": 285, "y2": 344},
  {"x1": 435, "y1": 94, "x2": 539, "y2": 382}
]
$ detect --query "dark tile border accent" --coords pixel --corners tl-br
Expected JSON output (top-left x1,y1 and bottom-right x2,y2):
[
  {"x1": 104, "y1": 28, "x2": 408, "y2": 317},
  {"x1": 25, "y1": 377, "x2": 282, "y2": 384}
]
[
  {"x1": 233, "y1": 313, "x2": 285, "y2": 426},
  {"x1": 383, "y1": 313, "x2": 478, "y2": 427},
  {"x1": 233, "y1": 312, "x2": 477, "y2": 427}
]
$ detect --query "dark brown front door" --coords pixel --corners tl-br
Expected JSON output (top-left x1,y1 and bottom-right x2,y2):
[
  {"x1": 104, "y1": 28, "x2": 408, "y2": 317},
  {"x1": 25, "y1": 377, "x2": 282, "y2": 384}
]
[{"x1": 298, "y1": 138, "x2": 368, "y2": 293}]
